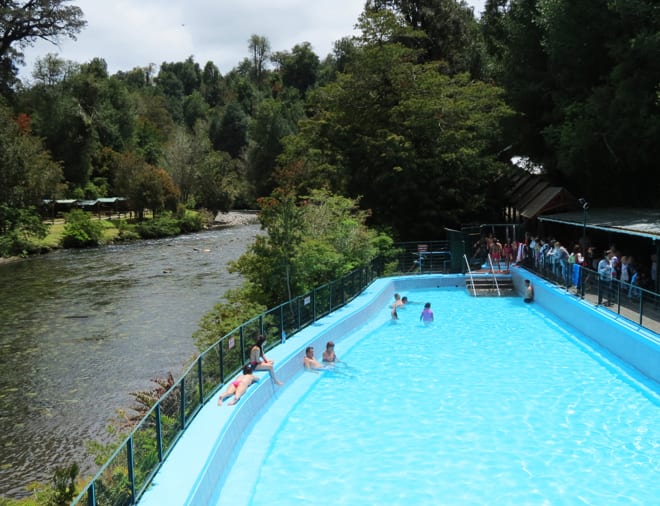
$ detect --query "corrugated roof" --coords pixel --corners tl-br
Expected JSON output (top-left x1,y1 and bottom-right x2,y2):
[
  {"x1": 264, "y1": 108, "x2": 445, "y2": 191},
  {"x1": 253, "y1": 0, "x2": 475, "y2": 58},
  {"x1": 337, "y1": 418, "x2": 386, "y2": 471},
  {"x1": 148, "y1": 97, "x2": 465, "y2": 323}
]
[
  {"x1": 538, "y1": 209, "x2": 660, "y2": 239},
  {"x1": 520, "y1": 187, "x2": 565, "y2": 218}
]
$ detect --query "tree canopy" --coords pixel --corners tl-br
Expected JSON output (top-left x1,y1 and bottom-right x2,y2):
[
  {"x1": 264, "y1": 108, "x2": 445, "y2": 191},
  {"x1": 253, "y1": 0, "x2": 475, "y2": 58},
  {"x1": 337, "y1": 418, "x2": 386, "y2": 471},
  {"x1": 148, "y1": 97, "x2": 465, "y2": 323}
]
[
  {"x1": 0, "y1": 0, "x2": 86, "y2": 96},
  {"x1": 1, "y1": 0, "x2": 658, "y2": 256}
]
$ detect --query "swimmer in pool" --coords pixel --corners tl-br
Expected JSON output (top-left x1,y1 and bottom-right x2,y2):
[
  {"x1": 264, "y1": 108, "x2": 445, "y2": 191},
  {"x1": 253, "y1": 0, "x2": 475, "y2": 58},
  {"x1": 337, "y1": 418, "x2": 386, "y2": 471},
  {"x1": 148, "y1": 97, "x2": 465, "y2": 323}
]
[
  {"x1": 303, "y1": 346, "x2": 327, "y2": 372},
  {"x1": 322, "y1": 341, "x2": 343, "y2": 364},
  {"x1": 217, "y1": 364, "x2": 259, "y2": 406},
  {"x1": 420, "y1": 302, "x2": 434, "y2": 323}
]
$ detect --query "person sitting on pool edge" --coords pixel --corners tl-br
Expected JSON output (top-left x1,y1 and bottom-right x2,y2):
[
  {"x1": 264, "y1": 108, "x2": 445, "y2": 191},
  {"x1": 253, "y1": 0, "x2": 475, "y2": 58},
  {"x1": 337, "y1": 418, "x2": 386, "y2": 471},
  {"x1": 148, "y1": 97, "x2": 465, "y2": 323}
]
[
  {"x1": 524, "y1": 279, "x2": 534, "y2": 303},
  {"x1": 217, "y1": 364, "x2": 259, "y2": 406},
  {"x1": 303, "y1": 346, "x2": 327, "y2": 372},
  {"x1": 250, "y1": 334, "x2": 284, "y2": 385}
]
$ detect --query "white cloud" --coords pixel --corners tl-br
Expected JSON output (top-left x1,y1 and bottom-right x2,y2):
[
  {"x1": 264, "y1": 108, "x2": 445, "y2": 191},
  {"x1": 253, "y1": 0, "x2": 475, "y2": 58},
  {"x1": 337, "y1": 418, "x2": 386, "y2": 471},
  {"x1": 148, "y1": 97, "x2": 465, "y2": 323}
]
[{"x1": 20, "y1": 0, "x2": 485, "y2": 81}]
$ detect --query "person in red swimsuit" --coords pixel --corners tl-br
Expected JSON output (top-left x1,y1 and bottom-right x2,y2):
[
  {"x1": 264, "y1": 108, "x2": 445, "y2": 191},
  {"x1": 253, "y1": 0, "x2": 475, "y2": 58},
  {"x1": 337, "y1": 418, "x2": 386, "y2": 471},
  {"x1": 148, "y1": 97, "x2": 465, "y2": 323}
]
[{"x1": 217, "y1": 364, "x2": 259, "y2": 406}]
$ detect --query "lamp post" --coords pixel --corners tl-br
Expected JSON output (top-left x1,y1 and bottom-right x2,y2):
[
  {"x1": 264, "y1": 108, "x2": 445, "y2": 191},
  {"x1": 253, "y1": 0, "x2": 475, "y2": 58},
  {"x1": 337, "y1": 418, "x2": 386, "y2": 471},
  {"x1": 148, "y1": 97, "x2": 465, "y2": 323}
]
[
  {"x1": 578, "y1": 198, "x2": 589, "y2": 246},
  {"x1": 578, "y1": 198, "x2": 589, "y2": 298}
]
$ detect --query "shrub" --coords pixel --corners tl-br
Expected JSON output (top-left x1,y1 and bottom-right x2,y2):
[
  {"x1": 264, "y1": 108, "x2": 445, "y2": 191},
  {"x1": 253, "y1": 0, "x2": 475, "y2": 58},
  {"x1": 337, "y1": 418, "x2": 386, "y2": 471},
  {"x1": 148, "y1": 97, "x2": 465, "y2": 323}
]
[
  {"x1": 178, "y1": 210, "x2": 204, "y2": 233},
  {"x1": 135, "y1": 213, "x2": 180, "y2": 239},
  {"x1": 61, "y1": 210, "x2": 104, "y2": 248}
]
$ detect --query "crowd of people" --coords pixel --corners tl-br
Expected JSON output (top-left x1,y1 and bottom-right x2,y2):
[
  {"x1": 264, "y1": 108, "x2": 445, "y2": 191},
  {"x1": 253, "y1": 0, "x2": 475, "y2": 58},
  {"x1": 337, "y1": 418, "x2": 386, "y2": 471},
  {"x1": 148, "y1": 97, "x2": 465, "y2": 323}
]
[{"x1": 473, "y1": 234, "x2": 658, "y2": 299}]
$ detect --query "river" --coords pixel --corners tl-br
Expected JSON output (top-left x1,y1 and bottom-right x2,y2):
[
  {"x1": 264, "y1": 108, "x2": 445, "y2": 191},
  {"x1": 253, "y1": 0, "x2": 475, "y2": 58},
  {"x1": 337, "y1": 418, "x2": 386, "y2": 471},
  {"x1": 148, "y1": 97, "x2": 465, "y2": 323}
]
[{"x1": 0, "y1": 224, "x2": 261, "y2": 498}]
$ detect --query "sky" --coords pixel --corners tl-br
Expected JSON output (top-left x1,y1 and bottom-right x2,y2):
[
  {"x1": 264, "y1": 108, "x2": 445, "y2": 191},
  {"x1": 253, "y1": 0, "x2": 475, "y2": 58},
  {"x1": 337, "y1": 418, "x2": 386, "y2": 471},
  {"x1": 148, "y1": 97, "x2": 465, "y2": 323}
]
[{"x1": 20, "y1": 0, "x2": 485, "y2": 81}]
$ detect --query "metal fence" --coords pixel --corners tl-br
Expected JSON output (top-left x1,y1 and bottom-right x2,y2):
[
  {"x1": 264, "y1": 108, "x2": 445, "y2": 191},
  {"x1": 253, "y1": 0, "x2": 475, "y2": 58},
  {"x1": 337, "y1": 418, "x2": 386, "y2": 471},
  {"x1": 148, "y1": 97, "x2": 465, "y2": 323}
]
[
  {"x1": 71, "y1": 264, "x2": 379, "y2": 506},
  {"x1": 391, "y1": 241, "x2": 452, "y2": 274},
  {"x1": 524, "y1": 258, "x2": 660, "y2": 335}
]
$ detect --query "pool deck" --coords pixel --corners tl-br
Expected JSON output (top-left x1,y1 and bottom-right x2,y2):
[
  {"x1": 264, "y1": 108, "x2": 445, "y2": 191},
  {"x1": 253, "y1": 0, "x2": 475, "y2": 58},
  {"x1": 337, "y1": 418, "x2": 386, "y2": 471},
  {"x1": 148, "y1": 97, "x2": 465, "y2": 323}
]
[{"x1": 137, "y1": 270, "x2": 660, "y2": 506}]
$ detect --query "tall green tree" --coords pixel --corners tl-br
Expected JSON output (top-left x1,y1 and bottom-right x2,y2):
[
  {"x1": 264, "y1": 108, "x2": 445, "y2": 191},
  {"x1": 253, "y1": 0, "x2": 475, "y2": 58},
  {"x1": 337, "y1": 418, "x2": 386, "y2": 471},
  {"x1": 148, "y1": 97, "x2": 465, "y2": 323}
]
[
  {"x1": 271, "y1": 42, "x2": 320, "y2": 96},
  {"x1": 248, "y1": 34, "x2": 271, "y2": 89},
  {"x1": 0, "y1": 103, "x2": 62, "y2": 252},
  {"x1": 228, "y1": 188, "x2": 389, "y2": 306},
  {"x1": 0, "y1": 0, "x2": 86, "y2": 97},
  {"x1": 247, "y1": 96, "x2": 304, "y2": 198},
  {"x1": 209, "y1": 101, "x2": 248, "y2": 157},
  {"x1": 366, "y1": 0, "x2": 484, "y2": 75},
  {"x1": 482, "y1": 0, "x2": 660, "y2": 207},
  {"x1": 279, "y1": 15, "x2": 513, "y2": 239}
]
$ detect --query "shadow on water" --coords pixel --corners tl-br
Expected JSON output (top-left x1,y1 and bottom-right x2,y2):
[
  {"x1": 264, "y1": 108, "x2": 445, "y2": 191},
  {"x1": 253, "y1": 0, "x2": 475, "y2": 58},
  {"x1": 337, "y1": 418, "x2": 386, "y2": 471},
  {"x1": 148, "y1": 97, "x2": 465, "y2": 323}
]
[{"x1": 0, "y1": 225, "x2": 261, "y2": 497}]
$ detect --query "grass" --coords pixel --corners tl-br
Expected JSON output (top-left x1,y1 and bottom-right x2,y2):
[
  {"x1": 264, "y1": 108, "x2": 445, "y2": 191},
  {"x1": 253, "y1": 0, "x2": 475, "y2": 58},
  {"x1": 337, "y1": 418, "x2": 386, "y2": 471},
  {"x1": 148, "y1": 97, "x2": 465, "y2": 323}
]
[{"x1": 32, "y1": 217, "x2": 125, "y2": 252}]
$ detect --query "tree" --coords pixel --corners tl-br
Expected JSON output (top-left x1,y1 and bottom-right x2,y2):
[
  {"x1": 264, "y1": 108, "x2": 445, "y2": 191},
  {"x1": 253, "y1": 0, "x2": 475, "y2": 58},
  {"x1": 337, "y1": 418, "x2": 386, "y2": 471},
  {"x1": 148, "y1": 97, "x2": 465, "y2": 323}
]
[
  {"x1": 278, "y1": 11, "x2": 513, "y2": 239},
  {"x1": 228, "y1": 189, "x2": 391, "y2": 306},
  {"x1": 247, "y1": 96, "x2": 304, "y2": 198},
  {"x1": 162, "y1": 123, "x2": 209, "y2": 204},
  {"x1": 271, "y1": 42, "x2": 320, "y2": 96},
  {"x1": 0, "y1": 103, "x2": 62, "y2": 253},
  {"x1": 0, "y1": 0, "x2": 86, "y2": 96},
  {"x1": 209, "y1": 101, "x2": 248, "y2": 157},
  {"x1": 482, "y1": 0, "x2": 660, "y2": 207},
  {"x1": 195, "y1": 150, "x2": 246, "y2": 213},
  {"x1": 248, "y1": 34, "x2": 270, "y2": 88},
  {"x1": 365, "y1": 0, "x2": 483, "y2": 75}
]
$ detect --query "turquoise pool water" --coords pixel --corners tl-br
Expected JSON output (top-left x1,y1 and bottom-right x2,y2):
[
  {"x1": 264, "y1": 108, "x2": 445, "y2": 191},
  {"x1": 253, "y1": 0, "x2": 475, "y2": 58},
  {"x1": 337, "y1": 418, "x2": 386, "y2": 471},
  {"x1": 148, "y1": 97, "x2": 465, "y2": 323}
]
[{"x1": 217, "y1": 288, "x2": 660, "y2": 505}]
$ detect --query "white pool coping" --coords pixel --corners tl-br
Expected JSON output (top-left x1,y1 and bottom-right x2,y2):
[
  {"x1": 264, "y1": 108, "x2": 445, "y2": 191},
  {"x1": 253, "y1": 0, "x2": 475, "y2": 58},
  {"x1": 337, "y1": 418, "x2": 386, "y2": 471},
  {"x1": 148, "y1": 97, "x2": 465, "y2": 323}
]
[{"x1": 137, "y1": 271, "x2": 660, "y2": 506}]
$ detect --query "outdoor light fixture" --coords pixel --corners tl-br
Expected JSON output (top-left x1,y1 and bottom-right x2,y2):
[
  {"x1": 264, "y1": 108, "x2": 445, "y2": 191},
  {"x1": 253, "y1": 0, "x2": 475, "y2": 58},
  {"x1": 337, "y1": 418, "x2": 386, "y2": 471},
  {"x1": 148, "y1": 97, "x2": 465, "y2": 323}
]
[{"x1": 578, "y1": 198, "x2": 589, "y2": 210}]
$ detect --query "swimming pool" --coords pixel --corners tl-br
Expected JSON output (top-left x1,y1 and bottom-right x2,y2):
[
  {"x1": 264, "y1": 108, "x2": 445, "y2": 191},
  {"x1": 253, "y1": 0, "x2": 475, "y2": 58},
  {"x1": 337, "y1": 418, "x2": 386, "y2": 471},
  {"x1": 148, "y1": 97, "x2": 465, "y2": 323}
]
[{"x1": 216, "y1": 288, "x2": 660, "y2": 505}]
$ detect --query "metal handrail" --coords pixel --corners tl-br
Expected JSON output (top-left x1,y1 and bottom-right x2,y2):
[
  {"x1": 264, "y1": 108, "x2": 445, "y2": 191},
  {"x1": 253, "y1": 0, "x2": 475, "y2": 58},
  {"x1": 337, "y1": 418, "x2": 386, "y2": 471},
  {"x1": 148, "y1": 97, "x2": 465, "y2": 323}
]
[
  {"x1": 463, "y1": 254, "x2": 477, "y2": 296},
  {"x1": 486, "y1": 254, "x2": 502, "y2": 296},
  {"x1": 71, "y1": 262, "x2": 380, "y2": 506},
  {"x1": 522, "y1": 260, "x2": 660, "y2": 336}
]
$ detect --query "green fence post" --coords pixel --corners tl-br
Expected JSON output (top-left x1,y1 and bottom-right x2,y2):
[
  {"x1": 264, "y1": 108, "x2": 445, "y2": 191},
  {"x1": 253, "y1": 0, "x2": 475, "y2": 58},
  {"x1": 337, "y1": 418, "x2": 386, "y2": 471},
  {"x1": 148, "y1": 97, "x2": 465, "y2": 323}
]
[
  {"x1": 156, "y1": 404, "x2": 163, "y2": 462},
  {"x1": 312, "y1": 288, "x2": 317, "y2": 322},
  {"x1": 197, "y1": 358, "x2": 204, "y2": 404},
  {"x1": 218, "y1": 341, "x2": 224, "y2": 384},
  {"x1": 127, "y1": 437, "x2": 136, "y2": 503},
  {"x1": 180, "y1": 380, "x2": 186, "y2": 429},
  {"x1": 87, "y1": 482, "x2": 96, "y2": 506},
  {"x1": 240, "y1": 326, "x2": 245, "y2": 363}
]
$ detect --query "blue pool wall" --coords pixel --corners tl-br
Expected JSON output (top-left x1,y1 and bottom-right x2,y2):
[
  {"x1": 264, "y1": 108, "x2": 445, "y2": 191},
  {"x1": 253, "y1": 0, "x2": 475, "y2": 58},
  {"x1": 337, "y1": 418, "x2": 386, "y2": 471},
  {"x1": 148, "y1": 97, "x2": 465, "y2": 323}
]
[
  {"x1": 138, "y1": 271, "x2": 660, "y2": 506},
  {"x1": 511, "y1": 268, "x2": 660, "y2": 385}
]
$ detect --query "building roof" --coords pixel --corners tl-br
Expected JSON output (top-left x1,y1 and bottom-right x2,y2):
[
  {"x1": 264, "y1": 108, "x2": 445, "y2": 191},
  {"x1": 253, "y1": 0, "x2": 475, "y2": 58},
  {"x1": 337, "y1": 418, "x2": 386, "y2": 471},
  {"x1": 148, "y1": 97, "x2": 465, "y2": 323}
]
[
  {"x1": 504, "y1": 169, "x2": 576, "y2": 219},
  {"x1": 538, "y1": 209, "x2": 660, "y2": 240}
]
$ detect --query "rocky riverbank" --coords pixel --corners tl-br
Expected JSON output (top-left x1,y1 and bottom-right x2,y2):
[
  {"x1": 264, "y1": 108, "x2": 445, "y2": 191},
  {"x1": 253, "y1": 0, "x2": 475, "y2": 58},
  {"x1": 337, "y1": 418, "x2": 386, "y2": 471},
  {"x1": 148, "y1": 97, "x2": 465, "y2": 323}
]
[{"x1": 213, "y1": 210, "x2": 260, "y2": 227}]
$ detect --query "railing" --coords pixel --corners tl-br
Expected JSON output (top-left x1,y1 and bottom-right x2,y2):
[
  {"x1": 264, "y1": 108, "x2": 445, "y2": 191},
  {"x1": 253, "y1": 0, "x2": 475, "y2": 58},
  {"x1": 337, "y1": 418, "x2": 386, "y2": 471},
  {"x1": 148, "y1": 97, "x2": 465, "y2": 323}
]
[
  {"x1": 463, "y1": 254, "x2": 477, "y2": 296},
  {"x1": 486, "y1": 254, "x2": 501, "y2": 296},
  {"x1": 71, "y1": 263, "x2": 380, "y2": 506},
  {"x1": 522, "y1": 258, "x2": 660, "y2": 335},
  {"x1": 393, "y1": 241, "x2": 452, "y2": 274}
]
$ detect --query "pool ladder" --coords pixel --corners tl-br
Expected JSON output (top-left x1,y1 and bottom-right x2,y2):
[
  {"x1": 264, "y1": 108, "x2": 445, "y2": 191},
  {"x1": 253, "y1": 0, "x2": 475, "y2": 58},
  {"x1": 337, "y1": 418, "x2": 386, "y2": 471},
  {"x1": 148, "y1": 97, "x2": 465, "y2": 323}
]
[{"x1": 464, "y1": 254, "x2": 515, "y2": 296}]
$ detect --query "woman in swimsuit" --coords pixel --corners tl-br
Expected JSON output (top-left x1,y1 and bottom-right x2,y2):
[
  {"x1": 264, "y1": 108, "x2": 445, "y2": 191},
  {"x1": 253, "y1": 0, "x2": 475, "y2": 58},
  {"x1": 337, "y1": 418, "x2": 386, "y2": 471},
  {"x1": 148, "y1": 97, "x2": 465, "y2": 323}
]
[
  {"x1": 249, "y1": 335, "x2": 284, "y2": 385},
  {"x1": 322, "y1": 341, "x2": 342, "y2": 364},
  {"x1": 217, "y1": 364, "x2": 259, "y2": 405}
]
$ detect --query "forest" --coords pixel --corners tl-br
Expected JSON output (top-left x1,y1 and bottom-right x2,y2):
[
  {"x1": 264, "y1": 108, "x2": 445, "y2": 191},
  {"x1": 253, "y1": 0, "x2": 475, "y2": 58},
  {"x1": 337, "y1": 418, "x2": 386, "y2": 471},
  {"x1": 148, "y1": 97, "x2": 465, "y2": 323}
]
[{"x1": 0, "y1": 0, "x2": 658, "y2": 248}]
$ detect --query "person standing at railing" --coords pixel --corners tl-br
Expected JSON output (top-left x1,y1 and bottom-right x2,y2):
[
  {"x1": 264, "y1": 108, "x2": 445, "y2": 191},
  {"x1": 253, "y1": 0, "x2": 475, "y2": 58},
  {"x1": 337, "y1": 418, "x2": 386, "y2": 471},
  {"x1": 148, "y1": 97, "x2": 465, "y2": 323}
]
[
  {"x1": 556, "y1": 242, "x2": 570, "y2": 286},
  {"x1": 250, "y1": 335, "x2": 284, "y2": 385},
  {"x1": 597, "y1": 251, "x2": 614, "y2": 306}
]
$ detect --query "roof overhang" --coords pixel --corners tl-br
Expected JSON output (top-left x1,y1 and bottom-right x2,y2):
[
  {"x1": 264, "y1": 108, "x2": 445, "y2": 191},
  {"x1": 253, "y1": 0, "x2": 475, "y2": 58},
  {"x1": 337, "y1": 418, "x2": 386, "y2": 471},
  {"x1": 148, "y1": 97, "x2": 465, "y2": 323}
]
[{"x1": 538, "y1": 209, "x2": 660, "y2": 240}]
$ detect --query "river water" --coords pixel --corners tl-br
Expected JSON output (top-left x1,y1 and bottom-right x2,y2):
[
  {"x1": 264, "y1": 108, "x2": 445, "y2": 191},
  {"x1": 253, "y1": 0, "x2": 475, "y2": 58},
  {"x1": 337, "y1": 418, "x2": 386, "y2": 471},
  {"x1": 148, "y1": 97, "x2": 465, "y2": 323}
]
[{"x1": 0, "y1": 224, "x2": 261, "y2": 497}]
